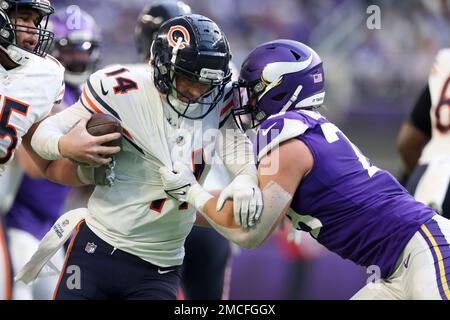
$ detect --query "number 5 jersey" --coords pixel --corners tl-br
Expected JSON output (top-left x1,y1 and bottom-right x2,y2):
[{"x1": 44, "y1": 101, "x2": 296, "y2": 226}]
[{"x1": 0, "y1": 53, "x2": 65, "y2": 173}]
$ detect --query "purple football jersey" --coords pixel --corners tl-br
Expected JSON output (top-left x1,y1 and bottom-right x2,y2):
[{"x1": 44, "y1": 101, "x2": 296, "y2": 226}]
[
  {"x1": 6, "y1": 85, "x2": 80, "y2": 240},
  {"x1": 255, "y1": 110, "x2": 436, "y2": 278}
]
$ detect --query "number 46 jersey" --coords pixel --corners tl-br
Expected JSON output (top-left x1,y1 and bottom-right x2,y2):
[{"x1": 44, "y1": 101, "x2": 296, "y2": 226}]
[
  {"x1": 0, "y1": 54, "x2": 65, "y2": 173},
  {"x1": 255, "y1": 110, "x2": 436, "y2": 279}
]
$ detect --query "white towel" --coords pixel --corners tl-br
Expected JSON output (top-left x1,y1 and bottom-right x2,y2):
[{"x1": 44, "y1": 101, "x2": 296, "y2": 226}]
[{"x1": 15, "y1": 208, "x2": 88, "y2": 285}]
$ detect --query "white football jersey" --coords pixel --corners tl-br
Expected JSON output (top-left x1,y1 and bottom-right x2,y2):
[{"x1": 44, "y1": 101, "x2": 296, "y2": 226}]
[
  {"x1": 0, "y1": 53, "x2": 65, "y2": 174},
  {"x1": 79, "y1": 64, "x2": 237, "y2": 267},
  {"x1": 420, "y1": 49, "x2": 450, "y2": 164}
]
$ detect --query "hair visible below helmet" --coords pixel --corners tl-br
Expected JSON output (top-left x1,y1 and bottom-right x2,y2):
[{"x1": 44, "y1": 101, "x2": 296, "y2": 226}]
[
  {"x1": 233, "y1": 39, "x2": 325, "y2": 129},
  {"x1": 0, "y1": 0, "x2": 55, "y2": 64},
  {"x1": 150, "y1": 14, "x2": 232, "y2": 120},
  {"x1": 135, "y1": 1, "x2": 191, "y2": 59},
  {"x1": 50, "y1": 9, "x2": 101, "y2": 86}
]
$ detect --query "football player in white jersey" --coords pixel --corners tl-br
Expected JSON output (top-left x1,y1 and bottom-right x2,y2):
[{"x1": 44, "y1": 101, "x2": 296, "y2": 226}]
[
  {"x1": 26, "y1": 14, "x2": 262, "y2": 300},
  {"x1": 397, "y1": 49, "x2": 450, "y2": 218},
  {"x1": 5, "y1": 8, "x2": 104, "y2": 300},
  {"x1": 0, "y1": 0, "x2": 64, "y2": 175},
  {"x1": 134, "y1": 1, "x2": 233, "y2": 300},
  {"x1": 0, "y1": 0, "x2": 116, "y2": 190},
  {"x1": 0, "y1": 0, "x2": 65, "y2": 300}
]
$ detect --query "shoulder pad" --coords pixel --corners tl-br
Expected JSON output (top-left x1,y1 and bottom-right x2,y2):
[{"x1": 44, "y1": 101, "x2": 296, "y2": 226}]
[
  {"x1": 79, "y1": 68, "x2": 121, "y2": 120},
  {"x1": 79, "y1": 65, "x2": 144, "y2": 120},
  {"x1": 255, "y1": 111, "x2": 314, "y2": 162},
  {"x1": 44, "y1": 54, "x2": 64, "y2": 71}
]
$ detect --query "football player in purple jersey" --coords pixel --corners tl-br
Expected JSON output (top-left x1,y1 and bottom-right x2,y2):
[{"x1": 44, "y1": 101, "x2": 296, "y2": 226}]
[
  {"x1": 160, "y1": 39, "x2": 450, "y2": 299},
  {"x1": 5, "y1": 9, "x2": 102, "y2": 300}
]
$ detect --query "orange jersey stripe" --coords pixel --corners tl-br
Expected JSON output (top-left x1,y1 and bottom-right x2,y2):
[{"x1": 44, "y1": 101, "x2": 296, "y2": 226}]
[
  {"x1": 122, "y1": 128, "x2": 133, "y2": 140},
  {"x1": 220, "y1": 100, "x2": 234, "y2": 117},
  {"x1": 83, "y1": 88, "x2": 102, "y2": 114},
  {"x1": 52, "y1": 220, "x2": 84, "y2": 300}
]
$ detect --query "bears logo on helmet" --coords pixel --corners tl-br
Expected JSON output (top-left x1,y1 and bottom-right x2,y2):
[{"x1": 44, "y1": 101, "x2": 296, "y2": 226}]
[
  {"x1": 167, "y1": 25, "x2": 190, "y2": 49},
  {"x1": 151, "y1": 14, "x2": 232, "y2": 120}
]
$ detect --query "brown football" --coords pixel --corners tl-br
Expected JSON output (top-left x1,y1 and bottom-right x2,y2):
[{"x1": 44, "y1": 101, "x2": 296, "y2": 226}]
[{"x1": 86, "y1": 113, "x2": 123, "y2": 148}]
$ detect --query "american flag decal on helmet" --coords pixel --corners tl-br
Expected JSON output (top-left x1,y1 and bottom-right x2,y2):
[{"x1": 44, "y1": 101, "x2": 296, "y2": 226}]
[{"x1": 313, "y1": 73, "x2": 323, "y2": 83}]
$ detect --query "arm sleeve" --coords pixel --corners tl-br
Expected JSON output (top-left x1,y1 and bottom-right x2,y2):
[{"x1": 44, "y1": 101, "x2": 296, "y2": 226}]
[
  {"x1": 30, "y1": 102, "x2": 92, "y2": 160},
  {"x1": 199, "y1": 181, "x2": 292, "y2": 249},
  {"x1": 216, "y1": 113, "x2": 258, "y2": 178},
  {"x1": 409, "y1": 85, "x2": 431, "y2": 138}
]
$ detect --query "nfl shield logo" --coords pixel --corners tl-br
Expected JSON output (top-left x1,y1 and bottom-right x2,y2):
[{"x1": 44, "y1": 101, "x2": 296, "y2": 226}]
[{"x1": 85, "y1": 242, "x2": 97, "y2": 254}]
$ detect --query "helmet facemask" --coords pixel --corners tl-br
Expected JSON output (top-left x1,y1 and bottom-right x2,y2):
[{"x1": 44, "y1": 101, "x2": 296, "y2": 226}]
[
  {"x1": 151, "y1": 14, "x2": 232, "y2": 120},
  {"x1": 156, "y1": 39, "x2": 231, "y2": 120},
  {"x1": 0, "y1": 0, "x2": 55, "y2": 63},
  {"x1": 232, "y1": 79, "x2": 269, "y2": 131}
]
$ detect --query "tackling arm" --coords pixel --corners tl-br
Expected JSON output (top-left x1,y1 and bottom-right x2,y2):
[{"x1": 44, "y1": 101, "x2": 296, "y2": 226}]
[
  {"x1": 213, "y1": 115, "x2": 262, "y2": 228},
  {"x1": 216, "y1": 115, "x2": 257, "y2": 177},
  {"x1": 192, "y1": 139, "x2": 311, "y2": 248},
  {"x1": 160, "y1": 112, "x2": 315, "y2": 247}
]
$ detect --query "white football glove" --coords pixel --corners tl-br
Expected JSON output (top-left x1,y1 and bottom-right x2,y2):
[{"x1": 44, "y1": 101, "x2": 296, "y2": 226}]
[
  {"x1": 159, "y1": 162, "x2": 213, "y2": 211},
  {"x1": 216, "y1": 174, "x2": 263, "y2": 229}
]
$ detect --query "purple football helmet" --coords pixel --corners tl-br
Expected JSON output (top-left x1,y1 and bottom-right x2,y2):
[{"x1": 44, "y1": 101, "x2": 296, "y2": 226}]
[
  {"x1": 50, "y1": 9, "x2": 101, "y2": 86},
  {"x1": 233, "y1": 39, "x2": 325, "y2": 129}
]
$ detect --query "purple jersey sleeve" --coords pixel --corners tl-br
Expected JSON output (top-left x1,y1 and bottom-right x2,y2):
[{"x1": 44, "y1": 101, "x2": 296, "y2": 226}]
[
  {"x1": 255, "y1": 110, "x2": 435, "y2": 278},
  {"x1": 255, "y1": 110, "x2": 319, "y2": 162}
]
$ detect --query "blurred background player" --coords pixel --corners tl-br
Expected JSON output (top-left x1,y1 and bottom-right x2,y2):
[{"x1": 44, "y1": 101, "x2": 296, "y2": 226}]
[
  {"x1": 5, "y1": 8, "x2": 102, "y2": 300},
  {"x1": 0, "y1": 0, "x2": 65, "y2": 300},
  {"x1": 134, "y1": 1, "x2": 232, "y2": 300},
  {"x1": 397, "y1": 49, "x2": 450, "y2": 218}
]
